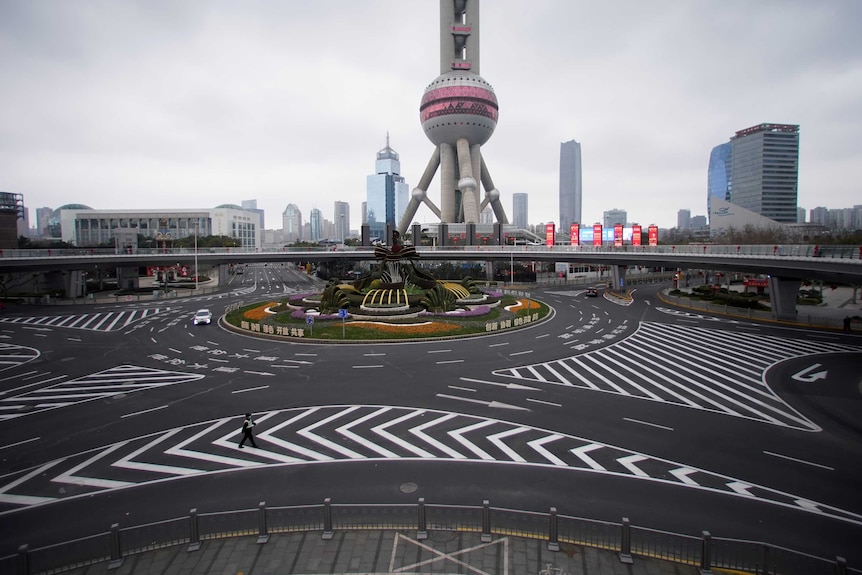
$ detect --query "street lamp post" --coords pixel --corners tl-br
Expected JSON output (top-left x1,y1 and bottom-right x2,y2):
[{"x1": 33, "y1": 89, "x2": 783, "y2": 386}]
[
  {"x1": 194, "y1": 221, "x2": 199, "y2": 291},
  {"x1": 340, "y1": 214, "x2": 345, "y2": 245}
]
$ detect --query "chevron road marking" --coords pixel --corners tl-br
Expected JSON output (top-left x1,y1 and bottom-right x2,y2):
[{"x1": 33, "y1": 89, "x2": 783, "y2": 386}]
[
  {"x1": 338, "y1": 407, "x2": 400, "y2": 458},
  {"x1": 1, "y1": 405, "x2": 862, "y2": 529},
  {"x1": 115, "y1": 429, "x2": 206, "y2": 476},
  {"x1": 487, "y1": 427, "x2": 530, "y2": 462},
  {"x1": 617, "y1": 455, "x2": 649, "y2": 477},
  {"x1": 372, "y1": 410, "x2": 436, "y2": 458},
  {"x1": 669, "y1": 467, "x2": 700, "y2": 486},
  {"x1": 409, "y1": 413, "x2": 466, "y2": 459},
  {"x1": 727, "y1": 481, "x2": 756, "y2": 497},
  {"x1": 449, "y1": 420, "x2": 496, "y2": 460},
  {"x1": 570, "y1": 444, "x2": 606, "y2": 471},
  {"x1": 0, "y1": 460, "x2": 65, "y2": 505},
  {"x1": 53, "y1": 442, "x2": 134, "y2": 489}
]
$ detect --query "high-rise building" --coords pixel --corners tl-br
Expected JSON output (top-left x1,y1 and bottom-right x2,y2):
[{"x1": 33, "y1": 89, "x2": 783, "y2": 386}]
[
  {"x1": 241, "y1": 199, "x2": 265, "y2": 230},
  {"x1": 809, "y1": 206, "x2": 829, "y2": 226},
  {"x1": 282, "y1": 203, "x2": 302, "y2": 244},
  {"x1": 796, "y1": 207, "x2": 805, "y2": 223},
  {"x1": 309, "y1": 208, "x2": 323, "y2": 242},
  {"x1": 677, "y1": 209, "x2": 691, "y2": 230},
  {"x1": 724, "y1": 124, "x2": 800, "y2": 224},
  {"x1": 334, "y1": 201, "x2": 350, "y2": 242},
  {"x1": 512, "y1": 193, "x2": 528, "y2": 230},
  {"x1": 707, "y1": 142, "x2": 732, "y2": 215},
  {"x1": 603, "y1": 208, "x2": 627, "y2": 230},
  {"x1": 559, "y1": 140, "x2": 582, "y2": 231},
  {"x1": 36, "y1": 207, "x2": 53, "y2": 238},
  {"x1": 366, "y1": 135, "x2": 409, "y2": 241}
]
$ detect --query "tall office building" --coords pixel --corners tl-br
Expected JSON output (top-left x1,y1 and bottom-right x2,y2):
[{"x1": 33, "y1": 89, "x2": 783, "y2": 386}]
[
  {"x1": 36, "y1": 207, "x2": 53, "y2": 238},
  {"x1": 677, "y1": 209, "x2": 691, "y2": 230},
  {"x1": 334, "y1": 201, "x2": 350, "y2": 242},
  {"x1": 309, "y1": 208, "x2": 323, "y2": 242},
  {"x1": 512, "y1": 193, "x2": 528, "y2": 230},
  {"x1": 603, "y1": 208, "x2": 627, "y2": 229},
  {"x1": 366, "y1": 135, "x2": 409, "y2": 241},
  {"x1": 282, "y1": 203, "x2": 302, "y2": 244},
  {"x1": 559, "y1": 140, "x2": 582, "y2": 231},
  {"x1": 241, "y1": 199, "x2": 265, "y2": 230},
  {"x1": 712, "y1": 124, "x2": 799, "y2": 224}
]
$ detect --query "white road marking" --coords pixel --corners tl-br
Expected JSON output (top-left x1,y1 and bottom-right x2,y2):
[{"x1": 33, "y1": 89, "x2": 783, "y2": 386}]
[
  {"x1": 459, "y1": 377, "x2": 539, "y2": 391},
  {"x1": 121, "y1": 405, "x2": 169, "y2": 419},
  {"x1": 427, "y1": 349, "x2": 452, "y2": 354},
  {"x1": 243, "y1": 348, "x2": 261, "y2": 353},
  {"x1": 150, "y1": 337, "x2": 157, "y2": 343},
  {"x1": 169, "y1": 348, "x2": 182, "y2": 354},
  {"x1": 509, "y1": 350, "x2": 533, "y2": 356},
  {"x1": 232, "y1": 386, "x2": 270, "y2": 394},
  {"x1": 0, "y1": 437, "x2": 40, "y2": 450},
  {"x1": 363, "y1": 353, "x2": 386, "y2": 356},
  {"x1": 67, "y1": 337, "x2": 82, "y2": 342},
  {"x1": 623, "y1": 417, "x2": 674, "y2": 431},
  {"x1": 535, "y1": 334, "x2": 550, "y2": 339},
  {"x1": 448, "y1": 385, "x2": 476, "y2": 392},
  {"x1": 243, "y1": 371, "x2": 275, "y2": 376},
  {"x1": 526, "y1": 398, "x2": 562, "y2": 407},
  {"x1": 353, "y1": 365, "x2": 384, "y2": 369},
  {"x1": 763, "y1": 450, "x2": 834, "y2": 471},
  {"x1": 570, "y1": 444, "x2": 606, "y2": 471},
  {"x1": 488, "y1": 342, "x2": 509, "y2": 347},
  {"x1": 436, "y1": 359, "x2": 464, "y2": 364}
]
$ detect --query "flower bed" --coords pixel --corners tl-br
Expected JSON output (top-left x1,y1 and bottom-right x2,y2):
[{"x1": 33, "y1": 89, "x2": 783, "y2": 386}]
[{"x1": 243, "y1": 302, "x2": 277, "y2": 321}]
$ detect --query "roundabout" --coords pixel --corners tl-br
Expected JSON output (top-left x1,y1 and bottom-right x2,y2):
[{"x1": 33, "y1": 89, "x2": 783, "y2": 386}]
[{"x1": 222, "y1": 231, "x2": 550, "y2": 342}]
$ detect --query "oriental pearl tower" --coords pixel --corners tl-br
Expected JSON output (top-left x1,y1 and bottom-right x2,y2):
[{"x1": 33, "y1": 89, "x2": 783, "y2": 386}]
[{"x1": 396, "y1": 0, "x2": 509, "y2": 234}]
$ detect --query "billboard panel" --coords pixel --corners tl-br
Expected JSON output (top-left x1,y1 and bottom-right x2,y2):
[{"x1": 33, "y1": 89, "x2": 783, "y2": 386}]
[
  {"x1": 570, "y1": 223, "x2": 579, "y2": 246},
  {"x1": 592, "y1": 224, "x2": 602, "y2": 246},
  {"x1": 613, "y1": 224, "x2": 623, "y2": 247},
  {"x1": 545, "y1": 223, "x2": 555, "y2": 246},
  {"x1": 648, "y1": 225, "x2": 658, "y2": 246},
  {"x1": 632, "y1": 224, "x2": 642, "y2": 246}
]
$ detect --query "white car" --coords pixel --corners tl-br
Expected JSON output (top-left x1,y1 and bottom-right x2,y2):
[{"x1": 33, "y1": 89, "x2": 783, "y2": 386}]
[{"x1": 193, "y1": 309, "x2": 212, "y2": 325}]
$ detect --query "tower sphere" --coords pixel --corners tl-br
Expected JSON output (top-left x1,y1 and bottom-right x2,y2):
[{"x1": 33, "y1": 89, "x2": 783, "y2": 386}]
[{"x1": 420, "y1": 71, "x2": 498, "y2": 146}]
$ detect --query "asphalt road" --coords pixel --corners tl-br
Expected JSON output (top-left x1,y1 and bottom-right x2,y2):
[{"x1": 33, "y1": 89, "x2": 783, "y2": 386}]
[{"x1": 1, "y1": 263, "x2": 861, "y2": 565}]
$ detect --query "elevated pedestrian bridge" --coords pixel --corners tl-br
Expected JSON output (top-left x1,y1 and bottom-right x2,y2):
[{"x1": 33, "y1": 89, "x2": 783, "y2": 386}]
[{"x1": 2, "y1": 244, "x2": 861, "y2": 321}]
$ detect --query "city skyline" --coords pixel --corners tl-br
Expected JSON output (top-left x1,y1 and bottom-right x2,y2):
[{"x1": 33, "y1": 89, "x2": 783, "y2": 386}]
[{"x1": 2, "y1": 1, "x2": 861, "y2": 231}]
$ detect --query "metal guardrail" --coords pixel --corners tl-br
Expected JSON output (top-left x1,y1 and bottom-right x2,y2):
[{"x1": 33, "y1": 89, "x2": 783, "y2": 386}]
[
  {"x1": 4, "y1": 500, "x2": 856, "y2": 575},
  {"x1": 1, "y1": 244, "x2": 861, "y2": 259}
]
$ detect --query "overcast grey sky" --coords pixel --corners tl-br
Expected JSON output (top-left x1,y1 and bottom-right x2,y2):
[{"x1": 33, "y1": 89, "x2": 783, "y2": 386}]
[{"x1": 2, "y1": 0, "x2": 860, "y2": 231}]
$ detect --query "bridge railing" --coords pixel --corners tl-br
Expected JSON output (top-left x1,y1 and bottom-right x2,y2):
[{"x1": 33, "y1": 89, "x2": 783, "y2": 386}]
[
  {"x1": 5, "y1": 500, "x2": 856, "y2": 575},
  {"x1": 1, "y1": 244, "x2": 860, "y2": 259}
]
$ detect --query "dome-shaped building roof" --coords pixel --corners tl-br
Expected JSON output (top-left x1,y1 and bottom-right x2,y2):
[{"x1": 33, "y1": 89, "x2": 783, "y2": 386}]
[
  {"x1": 215, "y1": 203, "x2": 244, "y2": 210},
  {"x1": 56, "y1": 203, "x2": 93, "y2": 211}
]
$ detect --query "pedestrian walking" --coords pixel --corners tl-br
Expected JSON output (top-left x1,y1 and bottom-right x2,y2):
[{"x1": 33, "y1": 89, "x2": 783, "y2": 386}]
[
  {"x1": 238, "y1": 412, "x2": 257, "y2": 448},
  {"x1": 844, "y1": 316, "x2": 852, "y2": 333}
]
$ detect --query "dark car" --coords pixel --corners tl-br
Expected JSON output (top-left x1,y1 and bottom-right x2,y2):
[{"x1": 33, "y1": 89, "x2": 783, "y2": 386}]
[{"x1": 585, "y1": 288, "x2": 598, "y2": 297}]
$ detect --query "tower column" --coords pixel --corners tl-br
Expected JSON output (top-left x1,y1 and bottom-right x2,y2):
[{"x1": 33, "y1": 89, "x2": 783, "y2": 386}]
[
  {"x1": 456, "y1": 138, "x2": 480, "y2": 223},
  {"x1": 440, "y1": 143, "x2": 457, "y2": 222}
]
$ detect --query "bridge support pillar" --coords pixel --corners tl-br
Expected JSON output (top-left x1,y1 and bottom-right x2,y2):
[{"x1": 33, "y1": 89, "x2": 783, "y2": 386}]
[
  {"x1": 768, "y1": 276, "x2": 801, "y2": 321},
  {"x1": 218, "y1": 264, "x2": 230, "y2": 286},
  {"x1": 116, "y1": 267, "x2": 140, "y2": 291},
  {"x1": 610, "y1": 265, "x2": 627, "y2": 292},
  {"x1": 63, "y1": 270, "x2": 86, "y2": 298}
]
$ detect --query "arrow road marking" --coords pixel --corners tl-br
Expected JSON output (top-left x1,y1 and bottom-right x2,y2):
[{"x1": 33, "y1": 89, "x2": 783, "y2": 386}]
[
  {"x1": 527, "y1": 435, "x2": 567, "y2": 466},
  {"x1": 460, "y1": 377, "x2": 539, "y2": 391},
  {"x1": 436, "y1": 394, "x2": 530, "y2": 411},
  {"x1": 791, "y1": 364, "x2": 828, "y2": 383}
]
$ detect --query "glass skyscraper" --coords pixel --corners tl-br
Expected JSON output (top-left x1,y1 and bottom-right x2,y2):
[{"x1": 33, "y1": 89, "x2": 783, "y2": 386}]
[
  {"x1": 709, "y1": 124, "x2": 799, "y2": 225},
  {"x1": 366, "y1": 136, "x2": 409, "y2": 241},
  {"x1": 512, "y1": 193, "x2": 528, "y2": 230},
  {"x1": 707, "y1": 142, "x2": 732, "y2": 215},
  {"x1": 559, "y1": 140, "x2": 582, "y2": 231}
]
